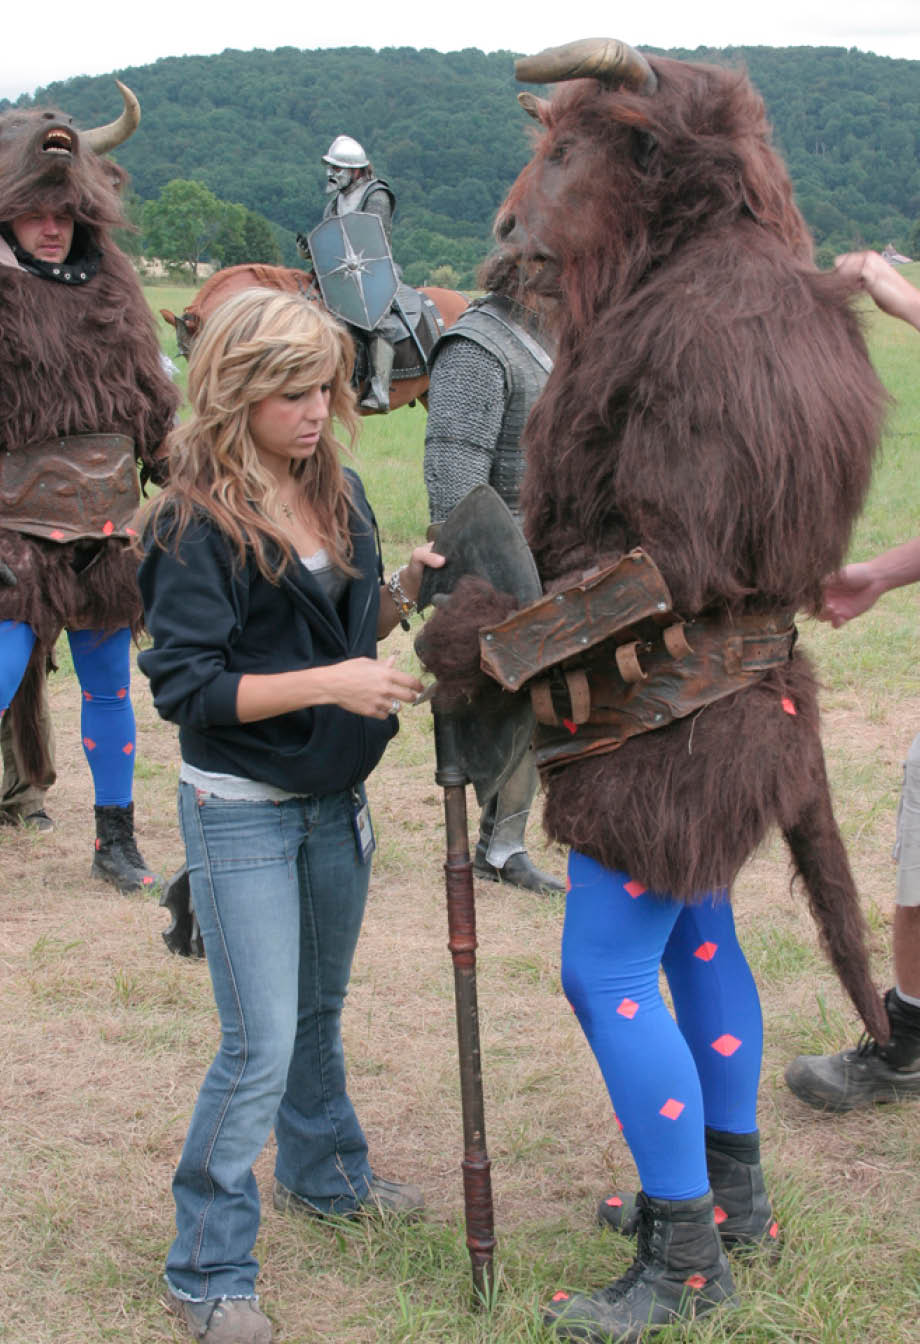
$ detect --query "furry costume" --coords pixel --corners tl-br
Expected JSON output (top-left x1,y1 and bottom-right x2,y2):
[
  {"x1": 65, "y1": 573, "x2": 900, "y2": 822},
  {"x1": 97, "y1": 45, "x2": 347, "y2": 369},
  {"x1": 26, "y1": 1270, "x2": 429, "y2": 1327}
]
[
  {"x1": 0, "y1": 92, "x2": 179, "y2": 778},
  {"x1": 418, "y1": 46, "x2": 889, "y2": 1039}
]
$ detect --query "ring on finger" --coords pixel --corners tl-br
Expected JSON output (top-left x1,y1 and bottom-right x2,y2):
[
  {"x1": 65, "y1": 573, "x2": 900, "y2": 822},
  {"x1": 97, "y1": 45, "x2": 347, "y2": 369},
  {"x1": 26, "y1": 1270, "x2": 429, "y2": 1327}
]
[{"x1": 390, "y1": 698, "x2": 401, "y2": 714}]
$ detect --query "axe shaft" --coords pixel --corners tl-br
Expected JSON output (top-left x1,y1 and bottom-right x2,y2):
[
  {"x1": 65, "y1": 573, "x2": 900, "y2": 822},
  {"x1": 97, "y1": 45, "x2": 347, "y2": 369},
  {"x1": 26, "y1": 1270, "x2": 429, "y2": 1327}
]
[{"x1": 434, "y1": 713, "x2": 496, "y2": 1303}]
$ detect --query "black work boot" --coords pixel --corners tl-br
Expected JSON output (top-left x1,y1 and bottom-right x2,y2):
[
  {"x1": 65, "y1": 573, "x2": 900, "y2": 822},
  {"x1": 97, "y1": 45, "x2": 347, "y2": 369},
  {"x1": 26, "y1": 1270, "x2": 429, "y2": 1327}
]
[
  {"x1": 785, "y1": 987, "x2": 920, "y2": 1112},
  {"x1": 598, "y1": 1128, "x2": 780, "y2": 1259},
  {"x1": 91, "y1": 803, "x2": 159, "y2": 894},
  {"x1": 474, "y1": 766, "x2": 565, "y2": 895},
  {"x1": 473, "y1": 843, "x2": 565, "y2": 894},
  {"x1": 546, "y1": 1190, "x2": 737, "y2": 1342},
  {"x1": 159, "y1": 866, "x2": 205, "y2": 957}
]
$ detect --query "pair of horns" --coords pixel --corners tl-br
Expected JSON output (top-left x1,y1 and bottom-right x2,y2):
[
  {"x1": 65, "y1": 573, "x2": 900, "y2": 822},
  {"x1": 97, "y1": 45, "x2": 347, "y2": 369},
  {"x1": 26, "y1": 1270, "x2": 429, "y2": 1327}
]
[
  {"x1": 516, "y1": 38, "x2": 657, "y2": 117},
  {"x1": 83, "y1": 80, "x2": 141, "y2": 154}
]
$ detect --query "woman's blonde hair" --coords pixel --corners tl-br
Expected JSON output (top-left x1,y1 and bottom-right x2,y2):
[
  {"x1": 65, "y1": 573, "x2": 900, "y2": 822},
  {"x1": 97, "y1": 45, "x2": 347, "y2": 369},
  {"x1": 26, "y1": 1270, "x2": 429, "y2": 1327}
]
[{"x1": 143, "y1": 287, "x2": 361, "y2": 580}]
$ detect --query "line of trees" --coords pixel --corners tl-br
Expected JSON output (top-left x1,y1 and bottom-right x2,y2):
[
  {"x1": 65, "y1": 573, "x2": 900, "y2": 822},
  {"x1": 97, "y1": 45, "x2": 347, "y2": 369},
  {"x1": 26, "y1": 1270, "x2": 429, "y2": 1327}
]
[
  {"x1": 132, "y1": 179, "x2": 281, "y2": 277},
  {"x1": 7, "y1": 43, "x2": 919, "y2": 283}
]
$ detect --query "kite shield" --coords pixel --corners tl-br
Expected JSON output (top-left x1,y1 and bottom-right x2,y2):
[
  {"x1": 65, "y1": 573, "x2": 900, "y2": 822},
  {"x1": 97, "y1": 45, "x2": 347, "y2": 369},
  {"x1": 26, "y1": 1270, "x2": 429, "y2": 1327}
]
[
  {"x1": 307, "y1": 212, "x2": 399, "y2": 332},
  {"x1": 417, "y1": 485, "x2": 542, "y2": 805}
]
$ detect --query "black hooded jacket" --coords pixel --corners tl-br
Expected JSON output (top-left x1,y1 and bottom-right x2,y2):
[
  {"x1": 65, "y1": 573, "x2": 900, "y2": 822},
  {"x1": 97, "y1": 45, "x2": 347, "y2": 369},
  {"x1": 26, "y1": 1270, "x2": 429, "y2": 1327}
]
[{"x1": 137, "y1": 470, "x2": 396, "y2": 796}]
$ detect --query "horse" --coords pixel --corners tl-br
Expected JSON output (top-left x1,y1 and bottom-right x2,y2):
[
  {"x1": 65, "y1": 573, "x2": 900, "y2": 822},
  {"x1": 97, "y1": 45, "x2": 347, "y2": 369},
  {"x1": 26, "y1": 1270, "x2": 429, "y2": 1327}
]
[{"x1": 160, "y1": 262, "x2": 469, "y2": 414}]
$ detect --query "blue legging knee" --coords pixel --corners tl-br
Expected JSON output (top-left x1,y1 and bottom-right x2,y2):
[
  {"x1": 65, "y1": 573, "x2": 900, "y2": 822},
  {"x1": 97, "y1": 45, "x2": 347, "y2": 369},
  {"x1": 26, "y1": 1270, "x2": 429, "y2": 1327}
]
[
  {"x1": 0, "y1": 622, "x2": 136, "y2": 806},
  {"x1": 561, "y1": 850, "x2": 763, "y2": 1201}
]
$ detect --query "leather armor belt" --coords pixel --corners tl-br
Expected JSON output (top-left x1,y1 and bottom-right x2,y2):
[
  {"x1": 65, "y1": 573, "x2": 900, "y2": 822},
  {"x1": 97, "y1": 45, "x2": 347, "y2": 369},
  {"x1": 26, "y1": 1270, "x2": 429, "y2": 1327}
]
[
  {"x1": 480, "y1": 550, "x2": 675, "y2": 690},
  {"x1": 0, "y1": 434, "x2": 140, "y2": 543},
  {"x1": 530, "y1": 608, "x2": 797, "y2": 773}
]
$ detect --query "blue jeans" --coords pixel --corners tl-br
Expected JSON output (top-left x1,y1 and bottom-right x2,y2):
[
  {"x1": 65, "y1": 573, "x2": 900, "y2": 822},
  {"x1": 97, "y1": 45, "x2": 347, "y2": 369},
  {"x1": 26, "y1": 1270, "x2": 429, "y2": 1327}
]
[{"x1": 166, "y1": 780, "x2": 374, "y2": 1301}]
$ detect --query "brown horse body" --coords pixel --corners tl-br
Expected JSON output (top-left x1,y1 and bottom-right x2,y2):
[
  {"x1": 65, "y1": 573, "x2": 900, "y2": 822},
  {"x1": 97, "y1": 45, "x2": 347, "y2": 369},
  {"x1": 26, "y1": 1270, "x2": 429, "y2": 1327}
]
[
  {"x1": 160, "y1": 263, "x2": 468, "y2": 413},
  {"x1": 419, "y1": 43, "x2": 890, "y2": 1040}
]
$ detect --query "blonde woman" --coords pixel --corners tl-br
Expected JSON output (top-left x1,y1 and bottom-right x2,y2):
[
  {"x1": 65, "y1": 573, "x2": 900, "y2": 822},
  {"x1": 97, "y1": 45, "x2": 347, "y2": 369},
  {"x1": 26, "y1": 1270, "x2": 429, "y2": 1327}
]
[{"x1": 138, "y1": 288, "x2": 441, "y2": 1344}]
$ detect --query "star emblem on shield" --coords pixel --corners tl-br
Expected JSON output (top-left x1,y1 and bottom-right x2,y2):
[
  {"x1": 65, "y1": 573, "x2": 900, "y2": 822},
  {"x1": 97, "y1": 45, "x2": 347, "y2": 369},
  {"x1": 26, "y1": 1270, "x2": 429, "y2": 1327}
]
[{"x1": 307, "y1": 213, "x2": 399, "y2": 332}]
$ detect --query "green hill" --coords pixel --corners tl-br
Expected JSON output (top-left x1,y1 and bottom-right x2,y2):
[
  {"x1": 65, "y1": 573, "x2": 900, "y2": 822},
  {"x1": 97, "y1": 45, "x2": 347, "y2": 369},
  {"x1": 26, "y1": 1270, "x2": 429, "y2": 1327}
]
[{"x1": 4, "y1": 43, "x2": 918, "y2": 282}]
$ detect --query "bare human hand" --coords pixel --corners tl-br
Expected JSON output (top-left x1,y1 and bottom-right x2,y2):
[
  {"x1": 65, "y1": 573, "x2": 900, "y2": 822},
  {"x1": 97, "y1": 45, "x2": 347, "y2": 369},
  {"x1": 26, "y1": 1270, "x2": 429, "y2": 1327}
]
[
  {"x1": 834, "y1": 251, "x2": 920, "y2": 330},
  {"x1": 399, "y1": 541, "x2": 445, "y2": 605},
  {"x1": 379, "y1": 541, "x2": 446, "y2": 637},
  {"x1": 324, "y1": 654, "x2": 424, "y2": 719},
  {"x1": 819, "y1": 562, "x2": 885, "y2": 627}
]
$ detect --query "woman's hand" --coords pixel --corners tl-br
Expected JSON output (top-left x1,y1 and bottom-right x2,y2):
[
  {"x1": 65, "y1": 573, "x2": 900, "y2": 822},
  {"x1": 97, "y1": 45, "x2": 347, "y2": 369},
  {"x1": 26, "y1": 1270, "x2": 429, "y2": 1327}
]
[
  {"x1": 236, "y1": 654, "x2": 423, "y2": 722},
  {"x1": 400, "y1": 541, "x2": 446, "y2": 604},
  {"x1": 323, "y1": 654, "x2": 424, "y2": 718},
  {"x1": 379, "y1": 541, "x2": 446, "y2": 637}
]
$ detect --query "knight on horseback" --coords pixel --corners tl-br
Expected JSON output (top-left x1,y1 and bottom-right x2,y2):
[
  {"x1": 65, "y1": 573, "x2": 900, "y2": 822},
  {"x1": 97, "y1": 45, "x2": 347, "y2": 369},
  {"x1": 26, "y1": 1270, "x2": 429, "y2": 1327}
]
[{"x1": 297, "y1": 135, "x2": 400, "y2": 412}]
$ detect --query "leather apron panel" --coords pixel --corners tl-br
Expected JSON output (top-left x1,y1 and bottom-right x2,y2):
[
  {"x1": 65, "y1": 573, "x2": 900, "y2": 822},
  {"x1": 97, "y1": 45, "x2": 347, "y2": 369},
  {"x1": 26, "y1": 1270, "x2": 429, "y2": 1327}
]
[{"x1": 0, "y1": 433, "x2": 139, "y2": 542}]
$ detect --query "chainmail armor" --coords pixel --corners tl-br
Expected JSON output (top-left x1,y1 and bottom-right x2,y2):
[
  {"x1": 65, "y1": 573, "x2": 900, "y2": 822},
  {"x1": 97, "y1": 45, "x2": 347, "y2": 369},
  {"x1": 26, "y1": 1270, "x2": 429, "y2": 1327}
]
[
  {"x1": 424, "y1": 340, "x2": 506, "y2": 523},
  {"x1": 424, "y1": 295, "x2": 556, "y2": 871},
  {"x1": 423, "y1": 295, "x2": 553, "y2": 523}
]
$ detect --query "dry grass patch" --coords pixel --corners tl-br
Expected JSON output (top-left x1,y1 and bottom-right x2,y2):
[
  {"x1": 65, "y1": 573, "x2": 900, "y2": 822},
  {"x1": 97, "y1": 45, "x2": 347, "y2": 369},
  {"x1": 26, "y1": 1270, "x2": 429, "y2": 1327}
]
[
  {"x1": 2, "y1": 620, "x2": 919, "y2": 1342},
  {"x1": 7, "y1": 282, "x2": 920, "y2": 1341}
]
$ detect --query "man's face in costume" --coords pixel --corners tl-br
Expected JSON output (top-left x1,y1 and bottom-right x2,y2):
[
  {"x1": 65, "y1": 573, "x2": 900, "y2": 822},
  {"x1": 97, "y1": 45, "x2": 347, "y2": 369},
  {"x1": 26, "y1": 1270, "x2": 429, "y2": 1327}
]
[
  {"x1": 10, "y1": 210, "x2": 74, "y2": 262},
  {"x1": 326, "y1": 166, "x2": 353, "y2": 194}
]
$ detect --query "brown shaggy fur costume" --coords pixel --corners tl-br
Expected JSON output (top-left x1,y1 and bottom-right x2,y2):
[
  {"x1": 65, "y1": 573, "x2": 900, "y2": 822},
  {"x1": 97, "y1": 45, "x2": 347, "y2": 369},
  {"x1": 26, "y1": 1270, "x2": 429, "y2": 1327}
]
[
  {"x1": 0, "y1": 99, "x2": 179, "y2": 778},
  {"x1": 418, "y1": 52, "x2": 890, "y2": 1039}
]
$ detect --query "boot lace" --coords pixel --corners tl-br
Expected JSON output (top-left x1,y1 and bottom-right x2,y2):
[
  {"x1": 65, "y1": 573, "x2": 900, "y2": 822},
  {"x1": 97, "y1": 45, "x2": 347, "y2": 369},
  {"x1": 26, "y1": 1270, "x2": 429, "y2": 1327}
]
[
  {"x1": 854, "y1": 1030, "x2": 883, "y2": 1059},
  {"x1": 600, "y1": 1210, "x2": 658, "y2": 1303}
]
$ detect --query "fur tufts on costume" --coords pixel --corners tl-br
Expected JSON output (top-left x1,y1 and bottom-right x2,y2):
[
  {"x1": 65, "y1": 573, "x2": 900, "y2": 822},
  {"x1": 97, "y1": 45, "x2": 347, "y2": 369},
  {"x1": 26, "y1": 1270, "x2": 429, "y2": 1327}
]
[
  {"x1": 0, "y1": 97, "x2": 179, "y2": 777},
  {"x1": 418, "y1": 51, "x2": 889, "y2": 1040}
]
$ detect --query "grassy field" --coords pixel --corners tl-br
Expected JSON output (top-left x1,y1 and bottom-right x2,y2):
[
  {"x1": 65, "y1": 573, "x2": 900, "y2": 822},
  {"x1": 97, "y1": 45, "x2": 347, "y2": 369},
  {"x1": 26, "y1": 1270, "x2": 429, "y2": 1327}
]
[{"x1": 1, "y1": 276, "x2": 919, "y2": 1343}]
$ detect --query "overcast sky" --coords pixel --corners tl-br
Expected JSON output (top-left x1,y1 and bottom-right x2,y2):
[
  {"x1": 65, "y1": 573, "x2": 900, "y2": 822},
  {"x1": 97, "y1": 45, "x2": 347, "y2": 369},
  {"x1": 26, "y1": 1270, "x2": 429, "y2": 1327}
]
[{"x1": 3, "y1": 1, "x2": 918, "y2": 101}]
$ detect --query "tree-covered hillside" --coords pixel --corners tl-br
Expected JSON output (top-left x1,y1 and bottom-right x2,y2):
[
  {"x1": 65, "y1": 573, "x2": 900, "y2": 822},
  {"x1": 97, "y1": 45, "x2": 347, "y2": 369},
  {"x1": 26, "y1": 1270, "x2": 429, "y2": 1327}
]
[
  {"x1": 4, "y1": 43, "x2": 919, "y2": 282},
  {"x1": 666, "y1": 45, "x2": 920, "y2": 259}
]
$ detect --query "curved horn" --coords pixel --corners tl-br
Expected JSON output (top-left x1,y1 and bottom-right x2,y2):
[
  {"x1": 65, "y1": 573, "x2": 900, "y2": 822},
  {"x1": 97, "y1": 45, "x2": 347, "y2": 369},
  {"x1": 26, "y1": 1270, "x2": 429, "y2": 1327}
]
[
  {"x1": 515, "y1": 38, "x2": 657, "y2": 95},
  {"x1": 517, "y1": 91, "x2": 551, "y2": 121},
  {"x1": 83, "y1": 80, "x2": 141, "y2": 154}
]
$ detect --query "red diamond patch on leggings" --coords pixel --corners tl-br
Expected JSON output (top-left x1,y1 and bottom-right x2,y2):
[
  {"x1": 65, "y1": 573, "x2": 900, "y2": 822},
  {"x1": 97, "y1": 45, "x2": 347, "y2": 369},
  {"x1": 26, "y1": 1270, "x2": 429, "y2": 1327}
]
[{"x1": 711, "y1": 1034, "x2": 741, "y2": 1056}]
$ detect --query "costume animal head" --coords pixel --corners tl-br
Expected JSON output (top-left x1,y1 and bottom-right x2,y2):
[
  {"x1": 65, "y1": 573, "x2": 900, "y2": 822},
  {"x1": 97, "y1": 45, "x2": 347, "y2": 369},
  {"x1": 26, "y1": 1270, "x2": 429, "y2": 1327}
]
[
  {"x1": 496, "y1": 39, "x2": 812, "y2": 328},
  {"x1": 0, "y1": 80, "x2": 179, "y2": 496},
  {"x1": 0, "y1": 81, "x2": 139, "y2": 240},
  {"x1": 491, "y1": 38, "x2": 883, "y2": 619}
]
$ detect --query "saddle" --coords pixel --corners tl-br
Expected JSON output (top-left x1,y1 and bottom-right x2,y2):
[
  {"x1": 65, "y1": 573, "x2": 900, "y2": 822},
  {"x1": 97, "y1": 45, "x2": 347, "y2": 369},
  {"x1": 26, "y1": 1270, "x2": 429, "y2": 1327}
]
[{"x1": 353, "y1": 284, "x2": 446, "y2": 383}]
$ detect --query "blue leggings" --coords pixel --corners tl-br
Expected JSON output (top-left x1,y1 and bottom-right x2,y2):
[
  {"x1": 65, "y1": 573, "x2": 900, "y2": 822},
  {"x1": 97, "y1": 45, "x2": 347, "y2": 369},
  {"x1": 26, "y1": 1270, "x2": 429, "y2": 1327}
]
[
  {"x1": 0, "y1": 621, "x2": 136, "y2": 807},
  {"x1": 562, "y1": 851, "x2": 763, "y2": 1202}
]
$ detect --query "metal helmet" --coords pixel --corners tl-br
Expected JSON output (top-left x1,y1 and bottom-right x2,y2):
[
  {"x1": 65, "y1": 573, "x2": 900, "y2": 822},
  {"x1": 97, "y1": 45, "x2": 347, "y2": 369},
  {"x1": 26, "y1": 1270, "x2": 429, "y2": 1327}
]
[{"x1": 321, "y1": 135, "x2": 369, "y2": 169}]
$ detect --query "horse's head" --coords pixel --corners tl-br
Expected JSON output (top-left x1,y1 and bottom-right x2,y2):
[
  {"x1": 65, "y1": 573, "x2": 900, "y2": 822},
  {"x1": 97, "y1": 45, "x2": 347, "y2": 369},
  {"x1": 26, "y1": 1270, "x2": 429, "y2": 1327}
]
[
  {"x1": 162, "y1": 265, "x2": 318, "y2": 357},
  {"x1": 160, "y1": 307, "x2": 200, "y2": 358}
]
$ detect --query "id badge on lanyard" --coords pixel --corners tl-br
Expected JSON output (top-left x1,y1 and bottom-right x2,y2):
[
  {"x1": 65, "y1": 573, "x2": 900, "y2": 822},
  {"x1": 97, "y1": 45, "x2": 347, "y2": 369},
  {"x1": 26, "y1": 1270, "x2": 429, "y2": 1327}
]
[{"x1": 351, "y1": 786, "x2": 376, "y2": 862}]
